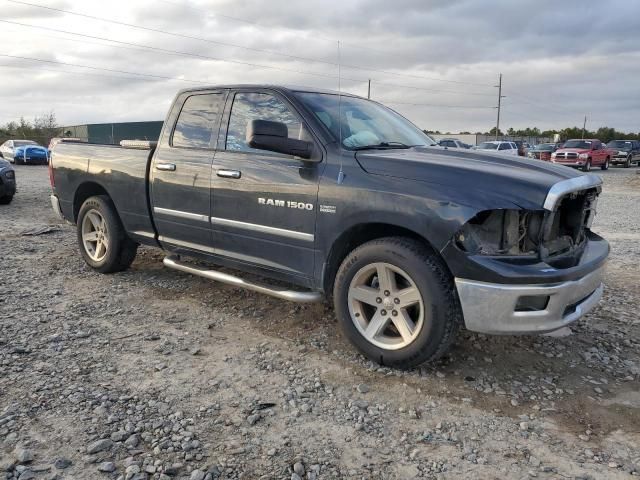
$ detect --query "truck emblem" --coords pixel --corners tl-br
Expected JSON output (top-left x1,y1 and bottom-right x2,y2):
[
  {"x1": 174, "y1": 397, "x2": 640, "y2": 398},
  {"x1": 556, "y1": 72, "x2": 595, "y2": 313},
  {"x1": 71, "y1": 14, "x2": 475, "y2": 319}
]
[{"x1": 259, "y1": 198, "x2": 314, "y2": 211}]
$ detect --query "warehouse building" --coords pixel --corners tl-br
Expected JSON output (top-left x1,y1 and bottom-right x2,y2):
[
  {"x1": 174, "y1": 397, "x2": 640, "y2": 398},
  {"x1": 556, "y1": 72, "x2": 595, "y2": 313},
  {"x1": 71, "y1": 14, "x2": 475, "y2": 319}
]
[{"x1": 62, "y1": 121, "x2": 163, "y2": 144}]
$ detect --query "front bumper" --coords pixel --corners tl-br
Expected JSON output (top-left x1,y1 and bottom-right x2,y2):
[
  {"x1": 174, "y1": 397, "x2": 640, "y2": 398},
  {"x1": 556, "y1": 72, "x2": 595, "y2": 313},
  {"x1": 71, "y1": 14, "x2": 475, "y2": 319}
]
[{"x1": 455, "y1": 265, "x2": 604, "y2": 334}]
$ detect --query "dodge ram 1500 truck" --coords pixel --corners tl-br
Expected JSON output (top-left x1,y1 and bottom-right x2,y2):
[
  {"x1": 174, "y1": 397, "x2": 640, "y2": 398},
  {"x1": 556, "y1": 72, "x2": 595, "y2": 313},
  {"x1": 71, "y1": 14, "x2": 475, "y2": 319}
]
[
  {"x1": 551, "y1": 139, "x2": 611, "y2": 172},
  {"x1": 49, "y1": 85, "x2": 609, "y2": 368}
]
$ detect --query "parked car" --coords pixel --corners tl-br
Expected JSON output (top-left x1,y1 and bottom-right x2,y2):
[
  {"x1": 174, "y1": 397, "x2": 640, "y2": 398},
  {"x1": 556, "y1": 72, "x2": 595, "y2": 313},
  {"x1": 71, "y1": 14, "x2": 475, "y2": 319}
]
[
  {"x1": 0, "y1": 156, "x2": 16, "y2": 204},
  {"x1": 474, "y1": 140, "x2": 518, "y2": 156},
  {"x1": 49, "y1": 85, "x2": 608, "y2": 368},
  {"x1": 607, "y1": 139, "x2": 640, "y2": 168},
  {"x1": 438, "y1": 138, "x2": 470, "y2": 149},
  {"x1": 527, "y1": 143, "x2": 558, "y2": 161},
  {"x1": 551, "y1": 139, "x2": 610, "y2": 171},
  {"x1": 0, "y1": 139, "x2": 49, "y2": 164}
]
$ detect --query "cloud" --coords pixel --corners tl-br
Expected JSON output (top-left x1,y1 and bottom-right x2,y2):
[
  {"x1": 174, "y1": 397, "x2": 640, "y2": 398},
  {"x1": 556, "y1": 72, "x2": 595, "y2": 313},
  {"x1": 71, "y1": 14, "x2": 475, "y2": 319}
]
[{"x1": 0, "y1": 0, "x2": 638, "y2": 134}]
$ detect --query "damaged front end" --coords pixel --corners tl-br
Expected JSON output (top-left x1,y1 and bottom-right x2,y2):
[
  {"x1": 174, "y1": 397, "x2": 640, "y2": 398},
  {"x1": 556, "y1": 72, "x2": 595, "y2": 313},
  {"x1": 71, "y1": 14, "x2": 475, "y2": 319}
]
[{"x1": 455, "y1": 185, "x2": 600, "y2": 268}]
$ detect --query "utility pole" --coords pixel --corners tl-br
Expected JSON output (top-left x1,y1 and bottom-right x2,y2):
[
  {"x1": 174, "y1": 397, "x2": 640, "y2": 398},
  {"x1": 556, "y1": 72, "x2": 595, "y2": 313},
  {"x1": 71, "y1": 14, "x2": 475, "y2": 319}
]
[
  {"x1": 582, "y1": 115, "x2": 587, "y2": 139},
  {"x1": 367, "y1": 79, "x2": 371, "y2": 99},
  {"x1": 495, "y1": 73, "x2": 505, "y2": 140}
]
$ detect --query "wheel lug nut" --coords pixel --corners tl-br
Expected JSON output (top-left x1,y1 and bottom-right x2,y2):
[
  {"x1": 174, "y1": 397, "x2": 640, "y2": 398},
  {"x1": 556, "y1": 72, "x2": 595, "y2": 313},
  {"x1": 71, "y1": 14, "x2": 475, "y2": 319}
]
[
  {"x1": 392, "y1": 310, "x2": 398, "y2": 316},
  {"x1": 384, "y1": 290, "x2": 390, "y2": 296},
  {"x1": 394, "y1": 298, "x2": 400, "y2": 304},
  {"x1": 380, "y1": 310, "x2": 387, "y2": 316},
  {"x1": 376, "y1": 297, "x2": 382, "y2": 304}
]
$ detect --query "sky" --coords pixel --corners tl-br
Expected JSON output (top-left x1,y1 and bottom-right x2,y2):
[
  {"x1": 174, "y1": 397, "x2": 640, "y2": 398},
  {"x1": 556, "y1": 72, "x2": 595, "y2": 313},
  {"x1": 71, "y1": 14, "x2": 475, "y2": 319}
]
[{"x1": 1, "y1": 0, "x2": 639, "y2": 133}]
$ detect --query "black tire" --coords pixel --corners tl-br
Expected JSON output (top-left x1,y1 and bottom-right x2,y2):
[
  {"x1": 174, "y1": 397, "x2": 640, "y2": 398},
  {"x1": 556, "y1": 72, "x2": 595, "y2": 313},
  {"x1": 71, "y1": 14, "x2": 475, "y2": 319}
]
[
  {"x1": 333, "y1": 237, "x2": 462, "y2": 369},
  {"x1": 624, "y1": 156, "x2": 631, "y2": 168},
  {"x1": 76, "y1": 195, "x2": 138, "y2": 273},
  {"x1": 582, "y1": 160, "x2": 591, "y2": 172},
  {"x1": 601, "y1": 157, "x2": 609, "y2": 171},
  {"x1": 14, "y1": 157, "x2": 23, "y2": 165},
  {"x1": 0, "y1": 195, "x2": 13, "y2": 205}
]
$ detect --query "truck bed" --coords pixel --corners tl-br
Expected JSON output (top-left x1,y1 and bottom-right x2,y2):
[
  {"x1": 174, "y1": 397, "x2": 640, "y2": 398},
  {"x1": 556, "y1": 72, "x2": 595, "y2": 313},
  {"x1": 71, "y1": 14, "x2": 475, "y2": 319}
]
[{"x1": 51, "y1": 142, "x2": 157, "y2": 242}]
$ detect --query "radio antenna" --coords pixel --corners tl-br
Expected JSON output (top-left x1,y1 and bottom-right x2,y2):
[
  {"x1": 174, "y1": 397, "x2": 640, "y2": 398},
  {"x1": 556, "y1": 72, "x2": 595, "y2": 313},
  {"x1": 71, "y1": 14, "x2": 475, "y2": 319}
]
[{"x1": 337, "y1": 40, "x2": 345, "y2": 184}]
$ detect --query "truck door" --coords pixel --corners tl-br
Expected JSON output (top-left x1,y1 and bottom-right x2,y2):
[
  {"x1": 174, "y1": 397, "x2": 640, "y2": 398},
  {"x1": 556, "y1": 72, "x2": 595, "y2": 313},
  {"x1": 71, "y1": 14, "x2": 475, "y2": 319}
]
[
  {"x1": 210, "y1": 89, "x2": 322, "y2": 281},
  {"x1": 150, "y1": 90, "x2": 226, "y2": 252}
]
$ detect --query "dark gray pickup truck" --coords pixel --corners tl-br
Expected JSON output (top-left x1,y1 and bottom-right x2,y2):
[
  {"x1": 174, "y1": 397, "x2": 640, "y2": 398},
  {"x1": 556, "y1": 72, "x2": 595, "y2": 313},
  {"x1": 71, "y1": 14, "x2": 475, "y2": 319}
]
[{"x1": 50, "y1": 85, "x2": 608, "y2": 368}]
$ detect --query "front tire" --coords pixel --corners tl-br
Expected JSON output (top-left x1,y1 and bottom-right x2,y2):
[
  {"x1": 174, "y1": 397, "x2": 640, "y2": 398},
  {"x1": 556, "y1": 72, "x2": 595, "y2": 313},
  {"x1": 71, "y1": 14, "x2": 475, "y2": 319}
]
[
  {"x1": 582, "y1": 160, "x2": 591, "y2": 172},
  {"x1": 76, "y1": 195, "x2": 138, "y2": 273},
  {"x1": 333, "y1": 237, "x2": 461, "y2": 369},
  {"x1": 625, "y1": 156, "x2": 631, "y2": 168},
  {"x1": 0, "y1": 195, "x2": 13, "y2": 205}
]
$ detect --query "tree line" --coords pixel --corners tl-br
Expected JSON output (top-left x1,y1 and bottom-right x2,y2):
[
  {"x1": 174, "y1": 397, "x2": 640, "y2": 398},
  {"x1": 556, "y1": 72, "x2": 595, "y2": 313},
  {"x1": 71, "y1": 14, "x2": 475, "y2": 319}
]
[{"x1": 0, "y1": 113, "x2": 61, "y2": 147}]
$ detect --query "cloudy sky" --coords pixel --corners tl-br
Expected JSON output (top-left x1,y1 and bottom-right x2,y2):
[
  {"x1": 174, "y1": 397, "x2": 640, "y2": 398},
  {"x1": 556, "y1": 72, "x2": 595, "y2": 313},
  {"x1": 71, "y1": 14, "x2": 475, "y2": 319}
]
[{"x1": 1, "y1": 0, "x2": 639, "y2": 133}]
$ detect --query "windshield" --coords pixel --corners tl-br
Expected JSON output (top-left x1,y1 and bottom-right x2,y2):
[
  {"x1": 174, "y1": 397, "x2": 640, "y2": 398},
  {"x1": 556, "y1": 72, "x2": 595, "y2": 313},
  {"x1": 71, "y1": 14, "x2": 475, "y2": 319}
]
[
  {"x1": 14, "y1": 140, "x2": 38, "y2": 147},
  {"x1": 477, "y1": 142, "x2": 498, "y2": 150},
  {"x1": 533, "y1": 144, "x2": 554, "y2": 151},
  {"x1": 295, "y1": 92, "x2": 435, "y2": 150},
  {"x1": 563, "y1": 140, "x2": 592, "y2": 149},
  {"x1": 608, "y1": 140, "x2": 632, "y2": 149}
]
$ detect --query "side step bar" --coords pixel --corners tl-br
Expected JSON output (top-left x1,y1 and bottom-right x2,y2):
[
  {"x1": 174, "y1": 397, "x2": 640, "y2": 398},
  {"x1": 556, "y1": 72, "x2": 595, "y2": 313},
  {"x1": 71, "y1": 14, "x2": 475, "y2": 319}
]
[{"x1": 163, "y1": 255, "x2": 323, "y2": 303}]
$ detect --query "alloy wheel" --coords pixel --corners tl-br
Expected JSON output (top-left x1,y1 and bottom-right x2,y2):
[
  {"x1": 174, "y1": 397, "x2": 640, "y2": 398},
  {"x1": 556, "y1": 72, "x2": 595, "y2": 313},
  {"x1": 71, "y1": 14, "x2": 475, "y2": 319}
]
[
  {"x1": 81, "y1": 209, "x2": 109, "y2": 262},
  {"x1": 347, "y1": 262, "x2": 426, "y2": 350}
]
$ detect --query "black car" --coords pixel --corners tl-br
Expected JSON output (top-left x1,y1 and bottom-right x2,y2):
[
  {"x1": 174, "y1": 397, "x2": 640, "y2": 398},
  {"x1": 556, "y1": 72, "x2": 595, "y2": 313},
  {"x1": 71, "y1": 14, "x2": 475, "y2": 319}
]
[
  {"x1": 607, "y1": 139, "x2": 640, "y2": 168},
  {"x1": 0, "y1": 157, "x2": 16, "y2": 204}
]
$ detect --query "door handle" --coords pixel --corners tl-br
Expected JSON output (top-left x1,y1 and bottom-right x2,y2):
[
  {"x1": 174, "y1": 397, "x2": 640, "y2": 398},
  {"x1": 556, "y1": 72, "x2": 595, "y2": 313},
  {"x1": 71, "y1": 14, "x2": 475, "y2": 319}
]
[
  {"x1": 156, "y1": 163, "x2": 176, "y2": 171},
  {"x1": 217, "y1": 169, "x2": 241, "y2": 179}
]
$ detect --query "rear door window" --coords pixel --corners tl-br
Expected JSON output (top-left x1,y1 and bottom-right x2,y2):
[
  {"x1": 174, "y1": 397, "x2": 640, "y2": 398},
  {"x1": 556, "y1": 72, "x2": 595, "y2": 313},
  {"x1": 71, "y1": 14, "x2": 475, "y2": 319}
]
[{"x1": 172, "y1": 93, "x2": 225, "y2": 149}]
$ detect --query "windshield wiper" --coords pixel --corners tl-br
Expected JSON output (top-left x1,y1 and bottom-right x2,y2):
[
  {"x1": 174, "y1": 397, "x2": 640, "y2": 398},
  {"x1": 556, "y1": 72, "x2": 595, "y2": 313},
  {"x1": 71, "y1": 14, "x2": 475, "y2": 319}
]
[{"x1": 352, "y1": 142, "x2": 417, "y2": 151}]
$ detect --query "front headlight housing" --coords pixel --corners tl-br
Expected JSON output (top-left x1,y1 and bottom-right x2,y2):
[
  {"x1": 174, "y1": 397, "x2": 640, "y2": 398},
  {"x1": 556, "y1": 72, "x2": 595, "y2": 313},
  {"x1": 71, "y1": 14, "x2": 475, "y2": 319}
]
[
  {"x1": 551, "y1": 152, "x2": 557, "y2": 158},
  {"x1": 455, "y1": 209, "x2": 545, "y2": 256},
  {"x1": 578, "y1": 153, "x2": 589, "y2": 159}
]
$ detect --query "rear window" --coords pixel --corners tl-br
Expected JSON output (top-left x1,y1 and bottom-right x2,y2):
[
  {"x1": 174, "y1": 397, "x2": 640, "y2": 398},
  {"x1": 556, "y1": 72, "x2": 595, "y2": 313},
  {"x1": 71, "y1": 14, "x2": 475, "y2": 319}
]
[
  {"x1": 172, "y1": 93, "x2": 224, "y2": 149},
  {"x1": 477, "y1": 142, "x2": 498, "y2": 150}
]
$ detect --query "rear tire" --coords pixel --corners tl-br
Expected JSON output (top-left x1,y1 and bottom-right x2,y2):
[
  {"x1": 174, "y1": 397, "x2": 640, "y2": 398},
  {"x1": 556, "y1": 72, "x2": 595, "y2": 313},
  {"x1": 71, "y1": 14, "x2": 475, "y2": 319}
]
[
  {"x1": 0, "y1": 195, "x2": 13, "y2": 205},
  {"x1": 601, "y1": 158, "x2": 609, "y2": 170},
  {"x1": 582, "y1": 160, "x2": 591, "y2": 172},
  {"x1": 333, "y1": 237, "x2": 461, "y2": 369},
  {"x1": 76, "y1": 195, "x2": 138, "y2": 273}
]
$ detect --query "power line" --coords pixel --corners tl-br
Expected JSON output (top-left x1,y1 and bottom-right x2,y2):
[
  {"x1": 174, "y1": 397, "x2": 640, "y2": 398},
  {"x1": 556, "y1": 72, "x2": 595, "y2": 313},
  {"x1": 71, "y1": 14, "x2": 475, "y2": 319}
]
[
  {"x1": 0, "y1": 53, "x2": 210, "y2": 84},
  {"x1": 0, "y1": 19, "x2": 498, "y2": 97},
  {"x1": 0, "y1": 19, "x2": 338, "y2": 80},
  {"x1": 0, "y1": 63, "x2": 171, "y2": 82},
  {"x1": 6, "y1": 0, "x2": 494, "y2": 88}
]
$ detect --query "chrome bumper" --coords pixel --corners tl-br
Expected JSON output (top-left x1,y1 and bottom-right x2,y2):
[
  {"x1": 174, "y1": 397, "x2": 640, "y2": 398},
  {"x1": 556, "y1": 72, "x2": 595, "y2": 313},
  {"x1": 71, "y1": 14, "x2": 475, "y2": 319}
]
[
  {"x1": 455, "y1": 266, "x2": 605, "y2": 334},
  {"x1": 50, "y1": 194, "x2": 64, "y2": 220}
]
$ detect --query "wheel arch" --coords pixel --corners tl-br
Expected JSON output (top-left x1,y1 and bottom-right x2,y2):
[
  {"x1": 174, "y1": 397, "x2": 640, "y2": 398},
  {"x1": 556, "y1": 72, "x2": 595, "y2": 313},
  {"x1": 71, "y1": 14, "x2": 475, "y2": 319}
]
[
  {"x1": 72, "y1": 181, "x2": 112, "y2": 223},
  {"x1": 322, "y1": 222, "x2": 448, "y2": 294}
]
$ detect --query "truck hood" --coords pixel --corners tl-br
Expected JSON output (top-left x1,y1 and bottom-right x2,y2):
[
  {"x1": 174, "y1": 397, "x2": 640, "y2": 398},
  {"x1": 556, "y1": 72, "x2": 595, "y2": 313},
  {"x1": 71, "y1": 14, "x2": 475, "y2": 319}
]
[{"x1": 355, "y1": 146, "x2": 583, "y2": 210}]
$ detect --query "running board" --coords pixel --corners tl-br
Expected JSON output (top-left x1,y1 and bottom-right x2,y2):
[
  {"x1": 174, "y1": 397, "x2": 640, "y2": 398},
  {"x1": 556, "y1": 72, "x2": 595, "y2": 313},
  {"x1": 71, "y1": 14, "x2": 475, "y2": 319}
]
[{"x1": 162, "y1": 255, "x2": 323, "y2": 303}]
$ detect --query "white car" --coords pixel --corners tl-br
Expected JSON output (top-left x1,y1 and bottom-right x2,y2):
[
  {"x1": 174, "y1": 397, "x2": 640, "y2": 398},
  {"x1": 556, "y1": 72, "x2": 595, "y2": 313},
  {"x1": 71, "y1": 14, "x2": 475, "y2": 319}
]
[
  {"x1": 0, "y1": 139, "x2": 39, "y2": 162},
  {"x1": 474, "y1": 141, "x2": 518, "y2": 156}
]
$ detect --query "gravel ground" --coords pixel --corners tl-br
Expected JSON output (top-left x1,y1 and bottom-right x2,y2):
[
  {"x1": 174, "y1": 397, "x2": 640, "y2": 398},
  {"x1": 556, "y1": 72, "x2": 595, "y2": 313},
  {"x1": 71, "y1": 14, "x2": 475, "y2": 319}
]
[{"x1": 1, "y1": 165, "x2": 639, "y2": 480}]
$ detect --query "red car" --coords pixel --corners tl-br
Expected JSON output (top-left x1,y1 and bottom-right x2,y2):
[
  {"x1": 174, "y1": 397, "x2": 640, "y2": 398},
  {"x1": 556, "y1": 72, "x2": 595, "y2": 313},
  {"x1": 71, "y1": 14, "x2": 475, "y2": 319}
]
[
  {"x1": 527, "y1": 143, "x2": 557, "y2": 161},
  {"x1": 551, "y1": 139, "x2": 611, "y2": 172}
]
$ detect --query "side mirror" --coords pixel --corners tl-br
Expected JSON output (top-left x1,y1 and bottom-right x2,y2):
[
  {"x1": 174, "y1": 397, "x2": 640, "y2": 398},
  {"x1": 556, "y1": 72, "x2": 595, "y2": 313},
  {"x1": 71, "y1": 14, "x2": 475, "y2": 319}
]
[{"x1": 247, "y1": 120, "x2": 314, "y2": 160}]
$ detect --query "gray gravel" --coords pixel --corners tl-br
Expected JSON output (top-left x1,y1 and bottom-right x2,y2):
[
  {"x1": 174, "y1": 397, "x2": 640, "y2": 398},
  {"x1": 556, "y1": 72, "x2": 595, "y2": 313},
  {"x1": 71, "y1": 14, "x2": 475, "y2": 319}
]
[{"x1": 1, "y1": 165, "x2": 639, "y2": 479}]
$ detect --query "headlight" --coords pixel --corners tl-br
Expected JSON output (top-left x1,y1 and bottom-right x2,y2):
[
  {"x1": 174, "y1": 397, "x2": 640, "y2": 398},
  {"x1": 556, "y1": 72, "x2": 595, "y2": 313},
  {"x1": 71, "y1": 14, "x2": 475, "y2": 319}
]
[
  {"x1": 5, "y1": 170, "x2": 15, "y2": 179},
  {"x1": 455, "y1": 209, "x2": 544, "y2": 256},
  {"x1": 578, "y1": 153, "x2": 588, "y2": 159},
  {"x1": 527, "y1": 152, "x2": 534, "y2": 157},
  {"x1": 551, "y1": 152, "x2": 557, "y2": 158}
]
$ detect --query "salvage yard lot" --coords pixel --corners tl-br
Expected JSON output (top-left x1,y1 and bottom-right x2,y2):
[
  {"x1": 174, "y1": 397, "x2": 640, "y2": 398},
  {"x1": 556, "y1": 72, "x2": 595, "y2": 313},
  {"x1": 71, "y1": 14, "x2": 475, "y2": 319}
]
[{"x1": 1, "y1": 165, "x2": 640, "y2": 479}]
